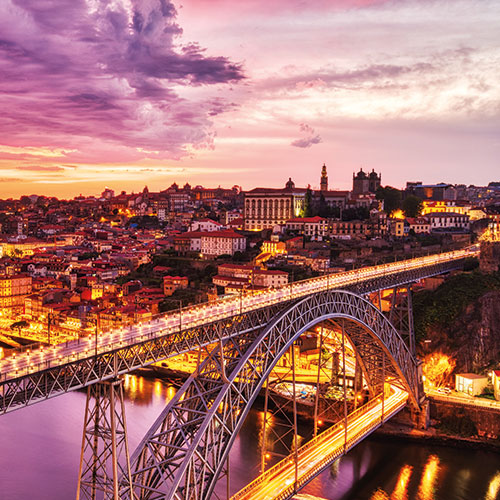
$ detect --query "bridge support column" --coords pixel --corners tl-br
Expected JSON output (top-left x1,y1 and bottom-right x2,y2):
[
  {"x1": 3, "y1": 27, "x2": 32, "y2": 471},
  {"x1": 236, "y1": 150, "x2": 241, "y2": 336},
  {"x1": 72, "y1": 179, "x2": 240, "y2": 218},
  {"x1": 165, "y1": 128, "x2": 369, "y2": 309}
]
[
  {"x1": 76, "y1": 378, "x2": 133, "y2": 500},
  {"x1": 389, "y1": 285, "x2": 416, "y2": 357}
]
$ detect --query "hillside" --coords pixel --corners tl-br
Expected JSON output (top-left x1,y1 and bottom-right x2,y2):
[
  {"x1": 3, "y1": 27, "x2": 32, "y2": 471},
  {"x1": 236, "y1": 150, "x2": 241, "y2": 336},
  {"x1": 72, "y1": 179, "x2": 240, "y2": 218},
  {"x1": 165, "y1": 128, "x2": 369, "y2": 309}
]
[{"x1": 414, "y1": 271, "x2": 500, "y2": 372}]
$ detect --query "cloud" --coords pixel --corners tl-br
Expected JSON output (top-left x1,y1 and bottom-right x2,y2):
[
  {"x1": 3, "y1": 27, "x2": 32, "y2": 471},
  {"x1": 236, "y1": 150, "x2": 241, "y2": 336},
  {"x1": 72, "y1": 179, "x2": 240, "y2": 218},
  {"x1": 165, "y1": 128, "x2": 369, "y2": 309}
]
[
  {"x1": 0, "y1": 144, "x2": 76, "y2": 158},
  {"x1": 0, "y1": 0, "x2": 244, "y2": 158},
  {"x1": 16, "y1": 165, "x2": 64, "y2": 172},
  {"x1": 260, "y1": 62, "x2": 436, "y2": 94},
  {"x1": 291, "y1": 123, "x2": 322, "y2": 148},
  {"x1": 0, "y1": 177, "x2": 26, "y2": 183}
]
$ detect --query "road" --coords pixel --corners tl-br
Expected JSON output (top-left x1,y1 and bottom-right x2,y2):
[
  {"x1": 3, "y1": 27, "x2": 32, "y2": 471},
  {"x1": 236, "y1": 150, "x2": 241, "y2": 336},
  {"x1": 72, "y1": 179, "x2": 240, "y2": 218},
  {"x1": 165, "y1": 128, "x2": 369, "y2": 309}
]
[
  {"x1": 426, "y1": 388, "x2": 500, "y2": 412},
  {"x1": 231, "y1": 386, "x2": 408, "y2": 500},
  {"x1": 0, "y1": 249, "x2": 475, "y2": 382}
]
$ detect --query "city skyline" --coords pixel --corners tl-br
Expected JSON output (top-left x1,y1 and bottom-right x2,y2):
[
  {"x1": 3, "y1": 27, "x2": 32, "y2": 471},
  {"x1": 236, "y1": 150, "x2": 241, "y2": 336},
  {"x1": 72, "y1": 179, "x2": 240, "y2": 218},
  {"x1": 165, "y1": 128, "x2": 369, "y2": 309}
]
[{"x1": 1, "y1": 0, "x2": 499, "y2": 198}]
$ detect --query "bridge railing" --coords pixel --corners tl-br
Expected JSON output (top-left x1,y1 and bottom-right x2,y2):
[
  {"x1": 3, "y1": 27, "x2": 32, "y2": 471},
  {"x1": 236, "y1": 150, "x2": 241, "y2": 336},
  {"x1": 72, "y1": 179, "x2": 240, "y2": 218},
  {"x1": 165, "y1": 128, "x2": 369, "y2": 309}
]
[{"x1": 0, "y1": 249, "x2": 476, "y2": 386}]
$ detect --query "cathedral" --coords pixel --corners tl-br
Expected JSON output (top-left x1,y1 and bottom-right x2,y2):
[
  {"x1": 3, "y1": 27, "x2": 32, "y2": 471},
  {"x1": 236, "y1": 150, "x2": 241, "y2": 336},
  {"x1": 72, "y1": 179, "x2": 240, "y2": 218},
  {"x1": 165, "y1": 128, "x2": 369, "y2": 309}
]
[{"x1": 352, "y1": 168, "x2": 381, "y2": 194}]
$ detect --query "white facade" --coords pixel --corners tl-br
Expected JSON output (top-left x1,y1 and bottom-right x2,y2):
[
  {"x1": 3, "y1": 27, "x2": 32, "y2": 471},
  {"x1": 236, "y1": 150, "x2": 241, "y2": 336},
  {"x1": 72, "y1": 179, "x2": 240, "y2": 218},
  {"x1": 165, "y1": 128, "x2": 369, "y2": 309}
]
[
  {"x1": 190, "y1": 219, "x2": 223, "y2": 232},
  {"x1": 200, "y1": 231, "x2": 247, "y2": 257},
  {"x1": 455, "y1": 373, "x2": 488, "y2": 396},
  {"x1": 428, "y1": 212, "x2": 470, "y2": 231}
]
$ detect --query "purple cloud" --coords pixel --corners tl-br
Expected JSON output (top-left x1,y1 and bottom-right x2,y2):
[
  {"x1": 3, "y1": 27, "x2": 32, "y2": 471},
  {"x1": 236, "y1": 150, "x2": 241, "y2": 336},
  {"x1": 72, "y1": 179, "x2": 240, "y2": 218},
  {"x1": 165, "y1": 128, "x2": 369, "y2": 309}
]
[
  {"x1": 0, "y1": 0, "x2": 244, "y2": 157},
  {"x1": 291, "y1": 123, "x2": 322, "y2": 148}
]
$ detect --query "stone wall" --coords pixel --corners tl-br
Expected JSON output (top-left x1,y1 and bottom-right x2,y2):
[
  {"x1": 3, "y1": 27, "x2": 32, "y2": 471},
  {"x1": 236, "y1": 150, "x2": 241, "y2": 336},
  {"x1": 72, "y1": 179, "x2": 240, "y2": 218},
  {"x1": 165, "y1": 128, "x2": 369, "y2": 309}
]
[
  {"x1": 429, "y1": 399, "x2": 500, "y2": 439},
  {"x1": 480, "y1": 241, "x2": 500, "y2": 273}
]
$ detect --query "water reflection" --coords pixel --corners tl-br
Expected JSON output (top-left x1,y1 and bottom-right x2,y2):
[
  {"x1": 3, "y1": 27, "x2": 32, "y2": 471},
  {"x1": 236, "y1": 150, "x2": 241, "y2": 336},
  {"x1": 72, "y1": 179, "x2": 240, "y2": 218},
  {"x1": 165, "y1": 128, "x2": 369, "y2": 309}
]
[
  {"x1": 486, "y1": 471, "x2": 500, "y2": 500},
  {"x1": 122, "y1": 374, "x2": 177, "y2": 406},
  {"x1": 391, "y1": 464, "x2": 412, "y2": 500},
  {"x1": 418, "y1": 455, "x2": 440, "y2": 500}
]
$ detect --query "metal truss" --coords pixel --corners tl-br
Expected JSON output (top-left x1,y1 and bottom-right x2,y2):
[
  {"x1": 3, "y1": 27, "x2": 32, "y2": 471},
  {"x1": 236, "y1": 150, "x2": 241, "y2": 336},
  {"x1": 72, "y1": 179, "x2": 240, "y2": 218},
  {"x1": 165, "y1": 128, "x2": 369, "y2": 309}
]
[
  {"x1": 260, "y1": 344, "x2": 300, "y2": 476},
  {"x1": 121, "y1": 290, "x2": 418, "y2": 500},
  {"x1": 0, "y1": 258, "x2": 463, "y2": 415},
  {"x1": 0, "y1": 302, "x2": 286, "y2": 414},
  {"x1": 76, "y1": 378, "x2": 133, "y2": 500},
  {"x1": 388, "y1": 285, "x2": 415, "y2": 356}
]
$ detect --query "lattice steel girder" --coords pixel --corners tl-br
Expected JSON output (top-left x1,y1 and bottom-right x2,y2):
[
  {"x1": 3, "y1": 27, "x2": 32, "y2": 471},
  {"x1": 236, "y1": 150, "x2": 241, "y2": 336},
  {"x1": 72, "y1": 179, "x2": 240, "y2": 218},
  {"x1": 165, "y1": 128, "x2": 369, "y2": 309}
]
[
  {"x1": 76, "y1": 378, "x2": 133, "y2": 500},
  {"x1": 0, "y1": 258, "x2": 463, "y2": 415},
  {"x1": 121, "y1": 290, "x2": 418, "y2": 500}
]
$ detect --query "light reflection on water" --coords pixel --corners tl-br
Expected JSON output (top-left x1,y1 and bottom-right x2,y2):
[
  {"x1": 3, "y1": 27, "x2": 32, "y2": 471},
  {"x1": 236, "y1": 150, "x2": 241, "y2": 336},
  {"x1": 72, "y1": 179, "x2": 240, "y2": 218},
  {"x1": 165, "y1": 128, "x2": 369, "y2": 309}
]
[
  {"x1": 391, "y1": 464, "x2": 412, "y2": 500},
  {"x1": 0, "y1": 374, "x2": 499, "y2": 500},
  {"x1": 417, "y1": 454, "x2": 440, "y2": 500}
]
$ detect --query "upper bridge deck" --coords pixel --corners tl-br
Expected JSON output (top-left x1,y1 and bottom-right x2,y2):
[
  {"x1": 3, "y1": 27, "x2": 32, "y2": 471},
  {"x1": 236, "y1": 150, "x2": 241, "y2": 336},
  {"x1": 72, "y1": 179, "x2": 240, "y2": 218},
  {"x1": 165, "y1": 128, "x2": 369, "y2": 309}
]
[{"x1": 0, "y1": 248, "x2": 477, "y2": 413}]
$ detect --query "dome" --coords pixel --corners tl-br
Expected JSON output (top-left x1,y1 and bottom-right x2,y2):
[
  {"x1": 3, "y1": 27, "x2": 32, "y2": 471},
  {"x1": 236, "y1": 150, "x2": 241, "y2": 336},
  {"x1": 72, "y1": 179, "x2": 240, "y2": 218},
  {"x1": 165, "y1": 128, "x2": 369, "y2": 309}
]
[{"x1": 355, "y1": 168, "x2": 367, "y2": 180}]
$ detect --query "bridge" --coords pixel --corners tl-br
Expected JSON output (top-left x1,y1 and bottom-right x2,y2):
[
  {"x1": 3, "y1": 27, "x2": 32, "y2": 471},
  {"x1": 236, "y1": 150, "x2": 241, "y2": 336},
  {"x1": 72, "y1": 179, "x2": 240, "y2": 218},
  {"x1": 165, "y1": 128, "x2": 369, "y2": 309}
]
[{"x1": 0, "y1": 248, "x2": 477, "y2": 499}]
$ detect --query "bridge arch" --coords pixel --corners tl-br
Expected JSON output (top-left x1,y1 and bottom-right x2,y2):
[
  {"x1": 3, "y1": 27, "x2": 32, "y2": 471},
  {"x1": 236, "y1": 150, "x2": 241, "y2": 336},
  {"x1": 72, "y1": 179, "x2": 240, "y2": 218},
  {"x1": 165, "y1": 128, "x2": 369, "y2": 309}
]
[{"x1": 124, "y1": 290, "x2": 419, "y2": 500}]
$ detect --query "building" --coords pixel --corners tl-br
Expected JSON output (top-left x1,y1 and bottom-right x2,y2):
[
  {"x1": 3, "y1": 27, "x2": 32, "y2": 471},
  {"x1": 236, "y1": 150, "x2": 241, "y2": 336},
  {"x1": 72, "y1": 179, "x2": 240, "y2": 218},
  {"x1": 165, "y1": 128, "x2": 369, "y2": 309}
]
[
  {"x1": 455, "y1": 373, "x2": 488, "y2": 396},
  {"x1": 244, "y1": 179, "x2": 305, "y2": 231},
  {"x1": 388, "y1": 218, "x2": 405, "y2": 238},
  {"x1": 320, "y1": 163, "x2": 328, "y2": 191},
  {"x1": 163, "y1": 276, "x2": 189, "y2": 296},
  {"x1": 421, "y1": 200, "x2": 472, "y2": 217},
  {"x1": 0, "y1": 274, "x2": 33, "y2": 308},
  {"x1": 212, "y1": 263, "x2": 288, "y2": 293},
  {"x1": 189, "y1": 219, "x2": 223, "y2": 232},
  {"x1": 405, "y1": 217, "x2": 431, "y2": 234},
  {"x1": 173, "y1": 231, "x2": 203, "y2": 254},
  {"x1": 200, "y1": 230, "x2": 247, "y2": 257},
  {"x1": 491, "y1": 370, "x2": 500, "y2": 401},
  {"x1": 352, "y1": 168, "x2": 381, "y2": 195},
  {"x1": 427, "y1": 212, "x2": 470, "y2": 231},
  {"x1": 261, "y1": 239, "x2": 287, "y2": 256},
  {"x1": 406, "y1": 182, "x2": 457, "y2": 201},
  {"x1": 285, "y1": 216, "x2": 329, "y2": 240}
]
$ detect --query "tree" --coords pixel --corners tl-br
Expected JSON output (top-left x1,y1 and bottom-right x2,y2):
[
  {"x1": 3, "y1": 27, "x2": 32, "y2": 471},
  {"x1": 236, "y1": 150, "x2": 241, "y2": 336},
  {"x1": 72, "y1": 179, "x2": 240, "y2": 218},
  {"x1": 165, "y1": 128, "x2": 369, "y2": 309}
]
[
  {"x1": 376, "y1": 186, "x2": 402, "y2": 216},
  {"x1": 318, "y1": 193, "x2": 328, "y2": 218},
  {"x1": 301, "y1": 188, "x2": 313, "y2": 217},
  {"x1": 402, "y1": 195, "x2": 423, "y2": 218}
]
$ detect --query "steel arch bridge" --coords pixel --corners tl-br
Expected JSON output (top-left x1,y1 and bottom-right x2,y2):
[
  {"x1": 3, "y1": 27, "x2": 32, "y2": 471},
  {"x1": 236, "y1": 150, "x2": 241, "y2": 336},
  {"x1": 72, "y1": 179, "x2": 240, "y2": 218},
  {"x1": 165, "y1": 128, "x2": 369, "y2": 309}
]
[{"x1": 122, "y1": 289, "x2": 418, "y2": 500}]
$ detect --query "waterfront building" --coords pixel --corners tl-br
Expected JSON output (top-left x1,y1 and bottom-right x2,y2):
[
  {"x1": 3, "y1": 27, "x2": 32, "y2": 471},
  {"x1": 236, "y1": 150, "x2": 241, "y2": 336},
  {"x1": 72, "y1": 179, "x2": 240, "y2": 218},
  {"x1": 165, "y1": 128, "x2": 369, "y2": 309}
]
[{"x1": 455, "y1": 373, "x2": 488, "y2": 396}]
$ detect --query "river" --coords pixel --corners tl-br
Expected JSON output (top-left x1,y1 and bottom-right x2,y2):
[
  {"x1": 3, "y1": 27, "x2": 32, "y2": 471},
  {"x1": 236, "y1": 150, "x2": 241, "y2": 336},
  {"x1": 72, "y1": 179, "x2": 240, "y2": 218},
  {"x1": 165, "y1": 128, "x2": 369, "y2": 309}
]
[{"x1": 0, "y1": 373, "x2": 498, "y2": 500}]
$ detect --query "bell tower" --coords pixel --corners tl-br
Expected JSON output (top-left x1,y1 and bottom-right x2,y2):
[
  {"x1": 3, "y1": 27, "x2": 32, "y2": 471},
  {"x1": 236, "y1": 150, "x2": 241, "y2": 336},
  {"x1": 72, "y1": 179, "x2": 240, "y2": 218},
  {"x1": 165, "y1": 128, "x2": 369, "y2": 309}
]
[{"x1": 320, "y1": 163, "x2": 328, "y2": 192}]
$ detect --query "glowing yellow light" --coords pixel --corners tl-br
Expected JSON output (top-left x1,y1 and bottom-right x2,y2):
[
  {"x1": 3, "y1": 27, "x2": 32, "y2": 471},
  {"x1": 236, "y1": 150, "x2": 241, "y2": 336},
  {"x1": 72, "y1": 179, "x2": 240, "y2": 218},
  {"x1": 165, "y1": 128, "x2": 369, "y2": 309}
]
[
  {"x1": 418, "y1": 455, "x2": 440, "y2": 500},
  {"x1": 422, "y1": 353, "x2": 455, "y2": 389},
  {"x1": 486, "y1": 472, "x2": 500, "y2": 500},
  {"x1": 369, "y1": 488, "x2": 389, "y2": 500},
  {"x1": 391, "y1": 464, "x2": 412, "y2": 500}
]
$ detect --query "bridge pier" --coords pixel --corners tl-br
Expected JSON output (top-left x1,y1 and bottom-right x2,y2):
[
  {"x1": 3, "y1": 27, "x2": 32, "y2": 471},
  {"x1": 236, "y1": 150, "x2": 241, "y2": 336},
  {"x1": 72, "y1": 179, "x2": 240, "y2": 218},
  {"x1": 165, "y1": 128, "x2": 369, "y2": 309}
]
[
  {"x1": 388, "y1": 284, "x2": 416, "y2": 357},
  {"x1": 76, "y1": 377, "x2": 133, "y2": 500}
]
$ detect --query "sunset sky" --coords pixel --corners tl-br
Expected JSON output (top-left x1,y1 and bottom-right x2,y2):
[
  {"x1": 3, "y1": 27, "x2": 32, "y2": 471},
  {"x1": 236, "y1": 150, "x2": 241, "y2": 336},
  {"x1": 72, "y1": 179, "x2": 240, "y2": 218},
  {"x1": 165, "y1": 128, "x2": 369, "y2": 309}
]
[{"x1": 0, "y1": 0, "x2": 499, "y2": 198}]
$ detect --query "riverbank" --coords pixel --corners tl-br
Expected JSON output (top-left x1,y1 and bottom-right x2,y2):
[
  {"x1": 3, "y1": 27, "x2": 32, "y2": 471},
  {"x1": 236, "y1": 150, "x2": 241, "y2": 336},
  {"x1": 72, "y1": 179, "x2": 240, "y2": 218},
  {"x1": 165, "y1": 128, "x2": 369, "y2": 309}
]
[{"x1": 374, "y1": 421, "x2": 500, "y2": 453}]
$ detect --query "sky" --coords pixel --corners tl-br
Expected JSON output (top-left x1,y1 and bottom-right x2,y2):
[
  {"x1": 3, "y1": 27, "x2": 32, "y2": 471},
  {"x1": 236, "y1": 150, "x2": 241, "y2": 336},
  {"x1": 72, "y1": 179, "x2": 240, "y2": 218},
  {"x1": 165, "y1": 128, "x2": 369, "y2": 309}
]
[{"x1": 0, "y1": 0, "x2": 499, "y2": 198}]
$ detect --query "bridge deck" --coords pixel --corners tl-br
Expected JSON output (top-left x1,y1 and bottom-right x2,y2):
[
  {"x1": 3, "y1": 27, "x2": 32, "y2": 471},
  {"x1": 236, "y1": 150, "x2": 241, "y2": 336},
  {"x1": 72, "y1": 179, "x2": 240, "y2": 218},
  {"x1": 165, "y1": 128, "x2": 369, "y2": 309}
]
[
  {"x1": 231, "y1": 387, "x2": 408, "y2": 500},
  {"x1": 0, "y1": 249, "x2": 476, "y2": 413}
]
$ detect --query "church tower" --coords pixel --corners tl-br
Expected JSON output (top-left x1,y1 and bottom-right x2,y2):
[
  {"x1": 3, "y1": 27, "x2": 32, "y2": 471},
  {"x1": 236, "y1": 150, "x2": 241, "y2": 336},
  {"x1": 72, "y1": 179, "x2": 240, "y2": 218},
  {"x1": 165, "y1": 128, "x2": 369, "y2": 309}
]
[{"x1": 320, "y1": 163, "x2": 328, "y2": 192}]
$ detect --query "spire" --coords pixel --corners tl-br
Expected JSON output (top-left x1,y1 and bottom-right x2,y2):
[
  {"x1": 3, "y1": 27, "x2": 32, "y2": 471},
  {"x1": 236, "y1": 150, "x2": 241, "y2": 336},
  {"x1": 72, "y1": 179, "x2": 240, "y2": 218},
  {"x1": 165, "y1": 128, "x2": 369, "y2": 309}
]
[{"x1": 320, "y1": 163, "x2": 328, "y2": 192}]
